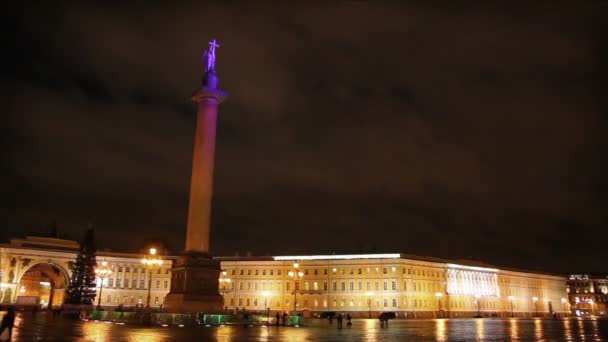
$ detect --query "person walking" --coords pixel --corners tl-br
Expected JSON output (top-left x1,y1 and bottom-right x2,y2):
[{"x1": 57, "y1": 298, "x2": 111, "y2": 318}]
[
  {"x1": 336, "y1": 313, "x2": 343, "y2": 329},
  {"x1": 346, "y1": 313, "x2": 352, "y2": 327},
  {"x1": 275, "y1": 312, "x2": 280, "y2": 326},
  {"x1": 0, "y1": 307, "x2": 16, "y2": 342}
]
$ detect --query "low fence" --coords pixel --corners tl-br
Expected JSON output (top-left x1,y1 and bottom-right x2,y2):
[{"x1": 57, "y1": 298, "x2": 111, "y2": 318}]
[{"x1": 87, "y1": 310, "x2": 303, "y2": 327}]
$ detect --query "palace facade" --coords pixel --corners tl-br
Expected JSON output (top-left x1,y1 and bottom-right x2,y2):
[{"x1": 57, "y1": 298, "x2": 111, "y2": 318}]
[
  {"x1": 566, "y1": 273, "x2": 608, "y2": 316},
  {"x1": 1, "y1": 236, "x2": 570, "y2": 318}
]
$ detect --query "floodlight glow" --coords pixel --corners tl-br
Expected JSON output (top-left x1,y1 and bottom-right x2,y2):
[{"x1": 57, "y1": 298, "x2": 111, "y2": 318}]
[
  {"x1": 273, "y1": 253, "x2": 401, "y2": 261},
  {"x1": 446, "y1": 264, "x2": 498, "y2": 272}
]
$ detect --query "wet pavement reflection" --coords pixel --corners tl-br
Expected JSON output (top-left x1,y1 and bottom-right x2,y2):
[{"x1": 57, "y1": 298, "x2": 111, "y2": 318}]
[{"x1": 1, "y1": 311, "x2": 607, "y2": 341}]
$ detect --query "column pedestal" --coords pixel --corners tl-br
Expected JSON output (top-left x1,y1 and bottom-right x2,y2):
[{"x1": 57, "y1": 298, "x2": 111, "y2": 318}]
[{"x1": 163, "y1": 253, "x2": 223, "y2": 313}]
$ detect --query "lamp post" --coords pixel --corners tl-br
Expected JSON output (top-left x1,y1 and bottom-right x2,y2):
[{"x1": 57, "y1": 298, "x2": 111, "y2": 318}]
[
  {"x1": 219, "y1": 271, "x2": 231, "y2": 312},
  {"x1": 365, "y1": 291, "x2": 374, "y2": 319},
  {"x1": 561, "y1": 298, "x2": 567, "y2": 316},
  {"x1": 474, "y1": 295, "x2": 481, "y2": 317},
  {"x1": 262, "y1": 291, "x2": 271, "y2": 322},
  {"x1": 288, "y1": 263, "x2": 304, "y2": 316},
  {"x1": 435, "y1": 292, "x2": 443, "y2": 318},
  {"x1": 508, "y1": 296, "x2": 514, "y2": 318},
  {"x1": 94, "y1": 261, "x2": 112, "y2": 311},
  {"x1": 532, "y1": 297, "x2": 538, "y2": 317},
  {"x1": 141, "y1": 248, "x2": 163, "y2": 309}
]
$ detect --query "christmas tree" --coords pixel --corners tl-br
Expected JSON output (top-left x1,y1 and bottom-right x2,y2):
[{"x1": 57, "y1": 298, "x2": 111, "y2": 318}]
[{"x1": 65, "y1": 228, "x2": 97, "y2": 305}]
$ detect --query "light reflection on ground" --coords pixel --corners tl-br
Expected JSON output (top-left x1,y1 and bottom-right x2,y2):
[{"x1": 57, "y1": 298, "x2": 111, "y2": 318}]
[{"x1": 1, "y1": 311, "x2": 607, "y2": 341}]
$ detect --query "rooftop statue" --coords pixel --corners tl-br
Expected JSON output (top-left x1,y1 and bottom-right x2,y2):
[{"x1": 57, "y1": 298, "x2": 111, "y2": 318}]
[{"x1": 202, "y1": 38, "x2": 220, "y2": 73}]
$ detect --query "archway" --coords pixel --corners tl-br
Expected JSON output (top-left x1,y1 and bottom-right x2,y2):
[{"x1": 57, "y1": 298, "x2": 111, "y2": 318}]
[{"x1": 17, "y1": 263, "x2": 69, "y2": 308}]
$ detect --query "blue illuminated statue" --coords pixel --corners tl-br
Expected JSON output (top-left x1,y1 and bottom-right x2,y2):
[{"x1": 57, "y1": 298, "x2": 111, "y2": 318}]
[{"x1": 202, "y1": 39, "x2": 220, "y2": 73}]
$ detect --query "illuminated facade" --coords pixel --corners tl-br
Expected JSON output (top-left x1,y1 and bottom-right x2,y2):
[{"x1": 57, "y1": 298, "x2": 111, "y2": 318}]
[
  {"x1": 0, "y1": 237, "x2": 172, "y2": 309},
  {"x1": 218, "y1": 254, "x2": 567, "y2": 318},
  {"x1": 567, "y1": 274, "x2": 608, "y2": 317},
  {"x1": 1, "y1": 237, "x2": 567, "y2": 318}
]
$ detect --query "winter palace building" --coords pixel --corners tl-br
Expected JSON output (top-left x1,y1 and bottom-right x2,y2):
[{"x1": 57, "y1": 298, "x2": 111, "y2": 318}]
[{"x1": 0, "y1": 236, "x2": 570, "y2": 318}]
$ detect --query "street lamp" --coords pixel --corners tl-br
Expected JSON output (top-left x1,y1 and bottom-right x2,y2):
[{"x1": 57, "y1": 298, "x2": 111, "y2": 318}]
[
  {"x1": 365, "y1": 291, "x2": 374, "y2": 318},
  {"x1": 94, "y1": 261, "x2": 112, "y2": 310},
  {"x1": 141, "y1": 248, "x2": 163, "y2": 309},
  {"x1": 435, "y1": 292, "x2": 443, "y2": 317},
  {"x1": 474, "y1": 295, "x2": 481, "y2": 317},
  {"x1": 262, "y1": 291, "x2": 271, "y2": 322},
  {"x1": 532, "y1": 297, "x2": 538, "y2": 317},
  {"x1": 288, "y1": 263, "x2": 304, "y2": 316},
  {"x1": 219, "y1": 271, "x2": 231, "y2": 312},
  {"x1": 508, "y1": 296, "x2": 514, "y2": 318},
  {"x1": 561, "y1": 298, "x2": 567, "y2": 316}
]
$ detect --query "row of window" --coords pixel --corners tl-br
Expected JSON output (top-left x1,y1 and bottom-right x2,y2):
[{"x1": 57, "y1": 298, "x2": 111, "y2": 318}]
[
  {"x1": 226, "y1": 280, "x2": 441, "y2": 293},
  {"x1": 104, "y1": 294, "x2": 164, "y2": 305},
  {"x1": 109, "y1": 267, "x2": 170, "y2": 275},
  {"x1": 227, "y1": 267, "x2": 444, "y2": 278},
  {"x1": 105, "y1": 279, "x2": 169, "y2": 290}
]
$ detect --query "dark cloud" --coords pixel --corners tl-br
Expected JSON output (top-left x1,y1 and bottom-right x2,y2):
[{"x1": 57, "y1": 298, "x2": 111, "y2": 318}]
[{"x1": 4, "y1": 2, "x2": 608, "y2": 273}]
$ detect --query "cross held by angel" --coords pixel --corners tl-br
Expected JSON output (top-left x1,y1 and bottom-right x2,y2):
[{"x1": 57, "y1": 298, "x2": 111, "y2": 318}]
[{"x1": 202, "y1": 39, "x2": 220, "y2": 73}]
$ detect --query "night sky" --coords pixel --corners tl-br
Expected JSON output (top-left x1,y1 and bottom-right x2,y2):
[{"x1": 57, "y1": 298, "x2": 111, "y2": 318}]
[{"x1": 5, "y1": 2, "x2": 607, "y2": 273}]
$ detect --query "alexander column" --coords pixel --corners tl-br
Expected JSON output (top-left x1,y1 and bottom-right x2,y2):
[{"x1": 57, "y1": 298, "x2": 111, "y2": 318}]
[{"x1": 164, "y1": 39, "x2": 227, "y2": 313}]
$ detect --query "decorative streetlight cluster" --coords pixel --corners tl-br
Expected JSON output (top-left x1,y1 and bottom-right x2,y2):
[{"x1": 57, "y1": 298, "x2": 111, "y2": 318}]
[
  {"x1": 508, "y1": 295, "x2": 515, "y2": 317},
  {"x1": 141, "y1": 248, "x2": 163, "y2": 308},
  {"x1": 365, "y1": 291, "x2": 374, "y2": 318},
  {"x1": 94, "y1": 260, "x2": 112, "y2": 310},
  {"x1": 288, "y1": 262, "x2": 304, "y2": 315},
  {"x1": 262, "y1": 291, "x2": 272, "y2": 321},
  {"x1": 435, "y1": 292, "x2": 443, "y2": 317},
  {"x1": 532, "y1": 296, "x2": 539, "y2": 316},
  {"x1": 218, "y1": 271, "x2": 232, "y2": 311}
]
